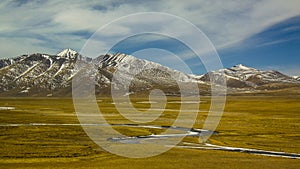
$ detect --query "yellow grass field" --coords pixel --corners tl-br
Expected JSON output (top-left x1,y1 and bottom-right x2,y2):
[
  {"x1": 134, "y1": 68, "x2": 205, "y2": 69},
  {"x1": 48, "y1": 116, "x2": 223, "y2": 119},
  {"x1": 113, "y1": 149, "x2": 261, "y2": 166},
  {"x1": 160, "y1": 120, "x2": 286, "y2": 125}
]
[{"x1": 0, "y1": 96, "x2": 299, "y2": 168}]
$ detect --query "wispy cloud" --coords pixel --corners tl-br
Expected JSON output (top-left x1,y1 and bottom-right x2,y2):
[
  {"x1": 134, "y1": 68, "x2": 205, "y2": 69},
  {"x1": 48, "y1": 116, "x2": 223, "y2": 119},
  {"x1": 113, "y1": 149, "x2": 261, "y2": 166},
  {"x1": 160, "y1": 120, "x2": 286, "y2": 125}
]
[
  {"x1": 0, "y1": 0, "x2": 299, "y2": 60},
  {"x1": 258, "y1": 39, "x2": 291, "y2": 47}
]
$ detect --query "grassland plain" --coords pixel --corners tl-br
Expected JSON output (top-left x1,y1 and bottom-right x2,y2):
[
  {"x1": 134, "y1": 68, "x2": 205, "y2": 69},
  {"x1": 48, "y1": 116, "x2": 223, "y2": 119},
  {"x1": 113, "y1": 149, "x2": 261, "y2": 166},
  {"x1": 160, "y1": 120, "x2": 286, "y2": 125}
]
[{"x1": 0, "y1": 96, "x2": 299, "y2": 168}]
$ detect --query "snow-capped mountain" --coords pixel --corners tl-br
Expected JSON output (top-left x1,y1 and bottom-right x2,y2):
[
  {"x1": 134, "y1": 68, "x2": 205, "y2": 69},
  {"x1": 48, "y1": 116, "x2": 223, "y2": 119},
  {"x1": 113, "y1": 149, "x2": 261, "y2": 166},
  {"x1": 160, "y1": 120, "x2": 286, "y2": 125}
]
[
  {"x1": 293, "y1": 76, "x2": 300, "y2": 81},
  {"x1": 0, "y1": 50, "x2": 299, "y2": 96},
  {"x1": 0, "y1": 50, "x2": 203, "y2": 96},
  {"x1": 0, "y1": 55, "x2": 27, "y2": 69},
  {"x1": 0, "y1": 51, "x2": 84, "y2": 96},
  {"x1": 96, "y1": 53, "x2": 199, "y2": 82},
  {"x1": 93, "y1": 53, "x2": 203, "y2": 96},
  {"x1": 57, "y1": 48, "x2": 78, "y2": 59},
  {"x1": 56, "y1": 48, "x2": 92, "y2": 62},
  {"x1": 200, "y1": 64, "x2": 300, "y2": 90}
]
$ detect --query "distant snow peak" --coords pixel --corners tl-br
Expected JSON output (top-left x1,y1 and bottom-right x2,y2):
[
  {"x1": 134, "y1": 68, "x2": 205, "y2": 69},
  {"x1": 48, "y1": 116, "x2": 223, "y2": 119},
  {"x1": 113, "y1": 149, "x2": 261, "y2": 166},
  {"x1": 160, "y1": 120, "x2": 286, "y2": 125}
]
[
  {"x1": 230, "y1": 64, "x2": 255, "y2": 71},
  {"x1": 293, "y1": 76, "x2": 300, "y2": 81},
  {"x1": 57, "y1": 49, "x2": 78, "y2": 59},
  {"x1": 201, "y1": 63, "x2": 300, "y2": 88}
]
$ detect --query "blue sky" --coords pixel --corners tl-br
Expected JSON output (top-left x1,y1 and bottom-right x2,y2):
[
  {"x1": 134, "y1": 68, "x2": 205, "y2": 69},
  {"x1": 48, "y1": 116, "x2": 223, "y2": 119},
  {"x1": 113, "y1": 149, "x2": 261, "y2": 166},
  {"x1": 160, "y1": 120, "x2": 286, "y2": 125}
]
[
  {"x1": 0, "y1": 0, "x2": 299, "y2": 75},
  {"x1": 219, "y1": 15, "x2": 300, "y2": 75}
]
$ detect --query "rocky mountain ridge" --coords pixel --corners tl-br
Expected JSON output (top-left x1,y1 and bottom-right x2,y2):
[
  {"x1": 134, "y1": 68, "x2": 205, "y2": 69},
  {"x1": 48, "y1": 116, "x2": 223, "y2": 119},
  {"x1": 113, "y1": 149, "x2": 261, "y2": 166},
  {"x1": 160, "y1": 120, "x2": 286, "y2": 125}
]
[
  {"x1": 200, "y1": 64, "x2": 299, "y2": 90},
  {"x1": 0, "y1": 49, "x2": 299, "y2": 96}
]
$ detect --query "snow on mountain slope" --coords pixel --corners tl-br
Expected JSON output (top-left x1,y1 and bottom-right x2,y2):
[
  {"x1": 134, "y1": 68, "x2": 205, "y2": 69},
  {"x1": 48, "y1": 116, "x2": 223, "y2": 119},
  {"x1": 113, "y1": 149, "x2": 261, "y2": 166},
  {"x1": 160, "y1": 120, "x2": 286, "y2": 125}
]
[
  {"x1": 93, "y1": 53, "x2": 203, "y2": 95},
  {"x1": 57, "y1": 48, "x2": 78, "y2": 59},
  {"x1": 0, "y1": 49, "x2": 299, "y2": 96},
  {"x1": 57, "y1": 48, "x2": 92, "y2": 62},
  {"x1": 293, "y1": 76, "x2": 300, "y2": 81},
  {"x1": 0, "y1": 50, "x2": 203, "y2": 96},
  {"x1": 0, "y1": 55, "x2": 28, "y2": 70},
  {"x1": 96, "y1": 53, "x2": 200, "y2": 82},
  {"x1": 200, "y1": 64, "x2": 300, "y2": 89},
  {"x1": 0, "y1": 50, "x2": 93, "y2": 96}
]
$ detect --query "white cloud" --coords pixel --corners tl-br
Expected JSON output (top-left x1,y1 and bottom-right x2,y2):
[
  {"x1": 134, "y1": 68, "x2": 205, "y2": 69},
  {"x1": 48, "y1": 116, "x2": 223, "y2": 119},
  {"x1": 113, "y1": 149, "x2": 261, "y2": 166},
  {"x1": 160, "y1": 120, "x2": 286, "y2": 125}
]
[
  {"x1": 0, "y1": 0, "x2": 299, "y2": 59},
  {"x1": 0, "y1": 37, "x2": 56, "y2": 57},
  {"x1": 257, "y1": 39, "x2": 290, "y2": 47}
]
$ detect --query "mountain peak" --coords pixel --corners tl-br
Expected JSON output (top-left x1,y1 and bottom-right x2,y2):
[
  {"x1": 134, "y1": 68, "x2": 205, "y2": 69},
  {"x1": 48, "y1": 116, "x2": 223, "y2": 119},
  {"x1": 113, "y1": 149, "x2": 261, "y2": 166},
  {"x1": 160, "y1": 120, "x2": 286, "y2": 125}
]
[
  {"x1": 293, "y1": 76, "x2": 300, "y2": 81},
  {"x1": 1, "y1": 50, "x2": 300, "y2": 96},
  {"x1": 230, "y1": 64, "x2": 256, "y2": 71},
  {"x1": 57, "y1": 49, "x2": 78, "y2": 59}
]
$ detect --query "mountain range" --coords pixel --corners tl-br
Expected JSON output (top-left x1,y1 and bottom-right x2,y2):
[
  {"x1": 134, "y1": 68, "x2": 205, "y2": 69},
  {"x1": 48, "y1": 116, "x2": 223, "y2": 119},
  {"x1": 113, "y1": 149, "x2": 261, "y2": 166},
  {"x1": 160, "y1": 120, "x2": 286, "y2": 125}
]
[{"x1": 0, "y1": 49, "x2": 299, "y2": 97}]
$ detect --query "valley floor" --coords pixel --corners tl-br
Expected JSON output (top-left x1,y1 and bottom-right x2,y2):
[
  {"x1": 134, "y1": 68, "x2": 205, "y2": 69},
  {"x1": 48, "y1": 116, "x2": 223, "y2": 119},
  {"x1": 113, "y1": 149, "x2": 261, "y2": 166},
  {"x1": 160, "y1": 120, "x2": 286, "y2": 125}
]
[{"x1": 0, "y1": 96, "x2": 299, "y2": 168}]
